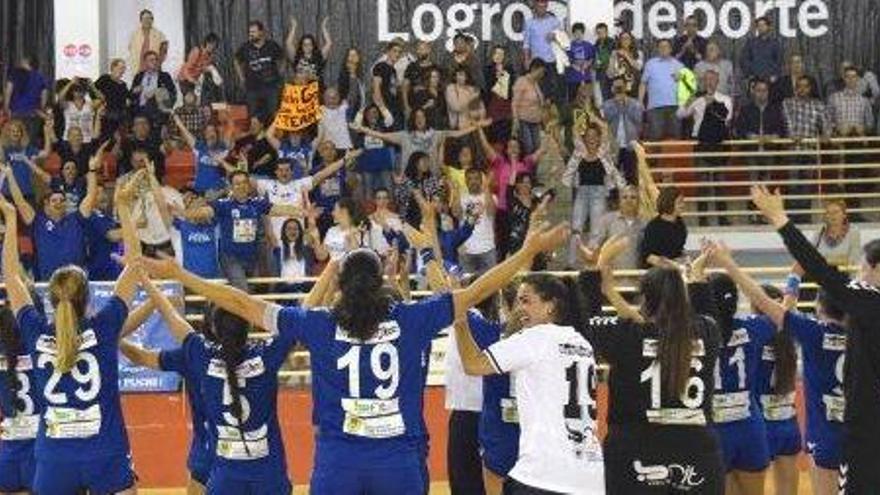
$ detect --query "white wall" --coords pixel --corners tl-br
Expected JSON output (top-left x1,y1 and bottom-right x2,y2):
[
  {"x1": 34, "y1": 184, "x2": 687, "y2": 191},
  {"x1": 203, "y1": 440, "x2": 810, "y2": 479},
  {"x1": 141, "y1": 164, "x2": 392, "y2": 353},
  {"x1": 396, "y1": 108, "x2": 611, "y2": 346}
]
[
  {"x1": 570, "y1": 0, "x2": 617, "y2": 39},
  {"x1": 54, "y1": 0, "x2": 102, "y2": 79}
]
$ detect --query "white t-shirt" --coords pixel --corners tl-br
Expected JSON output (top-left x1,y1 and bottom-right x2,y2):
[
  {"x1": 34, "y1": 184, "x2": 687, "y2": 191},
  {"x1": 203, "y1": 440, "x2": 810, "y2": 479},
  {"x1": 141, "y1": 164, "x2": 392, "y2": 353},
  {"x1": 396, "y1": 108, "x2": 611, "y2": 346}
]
[
  {"x1": 486, "y1": 324, "x2": 605, "y2": 494},
  {"x1": 64, "y1": 98, "x2": 95, "y2": 142},
  {"x1": 280, "y1": 247, "x2": 307, "y2": 279},
  {"x1": 444, "y1": 322, "x2": 483, "y2": 412},
  {"x1": 368, "y1": 213, "x2": 402, "y2": 256},
  {"x1": 323, "y1": 225, "x2": 354, "y2": 260},
  {"x1": 460, "y1": 192, "x2": 495, "y2": 255},
  {"x1": 256, "y1": 176, "x2": 313, "y2": 247},
  {"x1": 319, "y1": 103, "x2": 353, "y2": 150}
]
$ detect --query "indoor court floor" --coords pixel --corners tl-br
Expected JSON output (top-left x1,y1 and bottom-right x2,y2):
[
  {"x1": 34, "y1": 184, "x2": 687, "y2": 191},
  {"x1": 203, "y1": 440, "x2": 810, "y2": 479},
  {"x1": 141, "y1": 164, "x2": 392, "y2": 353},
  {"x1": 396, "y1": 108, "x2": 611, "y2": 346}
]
[{"x1": 141, "y1": 479, "x2": 817, "y2": 494}]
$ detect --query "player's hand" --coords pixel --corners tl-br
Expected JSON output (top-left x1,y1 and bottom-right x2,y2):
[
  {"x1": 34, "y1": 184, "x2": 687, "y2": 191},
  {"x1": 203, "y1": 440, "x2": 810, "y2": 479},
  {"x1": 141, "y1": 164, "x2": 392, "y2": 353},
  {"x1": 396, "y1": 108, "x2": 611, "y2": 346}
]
[
  {"x1": 139, "y1": 253, "x2": 182, "y2": 280},
  {"x1": 524, "y1": 222, "x2": 570, "y2": 256},
  {"x1": 597, "y1": 235, "x2": 628, "y2": 273},
  {"x1": 0, "y1": 195, "x2": 16, "y2": 218},
  {"x1": 750, "y1": 185, "x2": 789, "y2": 228}
]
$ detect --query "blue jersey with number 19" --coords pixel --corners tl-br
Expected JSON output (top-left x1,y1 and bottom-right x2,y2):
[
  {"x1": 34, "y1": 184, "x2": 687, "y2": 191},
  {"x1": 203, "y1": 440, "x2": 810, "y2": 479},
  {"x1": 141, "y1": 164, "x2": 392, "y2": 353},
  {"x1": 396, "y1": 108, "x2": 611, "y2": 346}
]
[
  {"x1": 267, "y1": 293, "x2": 454, "y2": 448},
  {"x1": 15, "y1": 297, "x2": 130, "y2": 460}
]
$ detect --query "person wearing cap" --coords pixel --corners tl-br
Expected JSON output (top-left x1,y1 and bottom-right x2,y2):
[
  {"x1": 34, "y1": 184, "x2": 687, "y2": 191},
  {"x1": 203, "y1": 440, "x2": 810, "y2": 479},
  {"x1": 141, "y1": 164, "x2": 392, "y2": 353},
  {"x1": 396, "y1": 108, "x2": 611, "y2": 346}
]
[{"x1": 523, "y1": 0, "x2": 564, "y2": 104}]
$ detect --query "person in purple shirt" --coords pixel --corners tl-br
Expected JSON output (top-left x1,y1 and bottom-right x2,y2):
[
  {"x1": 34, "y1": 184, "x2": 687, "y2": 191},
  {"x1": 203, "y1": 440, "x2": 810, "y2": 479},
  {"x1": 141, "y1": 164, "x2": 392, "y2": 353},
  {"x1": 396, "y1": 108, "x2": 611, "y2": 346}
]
[
  {"x1": 566, "y1": 23, "x2": 596, "y2": 100},
  {"x1": 1, "y1": 146, "x2": 101, "y2": 281},
  {"x1": 185, "y1": 170, "x2": 302, "y2": 290}
]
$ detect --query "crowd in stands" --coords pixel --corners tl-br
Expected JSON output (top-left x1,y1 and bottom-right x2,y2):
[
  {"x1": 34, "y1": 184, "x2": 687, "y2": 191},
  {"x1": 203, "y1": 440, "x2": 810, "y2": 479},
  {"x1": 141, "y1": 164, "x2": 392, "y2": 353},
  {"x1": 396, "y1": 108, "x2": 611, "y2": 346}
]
[{"x1": 2, "y1": 2, "x2": 879, "y2": 290}]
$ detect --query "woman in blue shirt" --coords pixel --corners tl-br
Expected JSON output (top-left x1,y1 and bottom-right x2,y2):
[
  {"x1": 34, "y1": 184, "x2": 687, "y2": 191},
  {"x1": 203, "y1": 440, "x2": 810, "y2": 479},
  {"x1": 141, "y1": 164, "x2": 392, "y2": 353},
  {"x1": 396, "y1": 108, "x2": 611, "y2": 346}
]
[
  {"x1": 138, "y1": 219, "x2": 567, "y2": 495},
  {"x1": 1, "y1": 184, "x2": 141, "y2": 494}
]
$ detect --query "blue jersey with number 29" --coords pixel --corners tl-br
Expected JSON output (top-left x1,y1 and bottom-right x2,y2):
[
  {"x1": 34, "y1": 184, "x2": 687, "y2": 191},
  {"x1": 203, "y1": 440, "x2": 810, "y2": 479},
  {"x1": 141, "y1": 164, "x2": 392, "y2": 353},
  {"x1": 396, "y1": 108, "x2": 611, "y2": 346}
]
[{"x1": 15, "y1": 296, "x2": 130, "y2": 461}]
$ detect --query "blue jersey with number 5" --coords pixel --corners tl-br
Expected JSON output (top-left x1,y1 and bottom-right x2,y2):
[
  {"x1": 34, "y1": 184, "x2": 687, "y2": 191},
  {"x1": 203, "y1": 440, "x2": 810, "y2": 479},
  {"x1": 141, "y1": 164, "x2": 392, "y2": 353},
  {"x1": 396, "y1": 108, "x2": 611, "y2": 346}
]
[
  {"x1": 269, "y1": 293, "x2": 453, "y2": 447},
  {"x1": 15, "y1": 296, "x2": 130, "y2": 461},
  {"x1": 180, "y1": 328, "x2": 298, "y2": 481}
]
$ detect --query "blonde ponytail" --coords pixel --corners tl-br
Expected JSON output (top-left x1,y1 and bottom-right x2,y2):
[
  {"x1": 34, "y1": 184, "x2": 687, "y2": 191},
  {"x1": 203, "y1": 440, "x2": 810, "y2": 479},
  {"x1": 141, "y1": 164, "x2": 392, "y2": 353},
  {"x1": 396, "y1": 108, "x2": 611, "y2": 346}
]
[
  {"x1": 53, "y1": 299, "x2": 80, "y2": 373},
  {"x1": 48, "y1": 266, "x2": 89, "y2": 373}
]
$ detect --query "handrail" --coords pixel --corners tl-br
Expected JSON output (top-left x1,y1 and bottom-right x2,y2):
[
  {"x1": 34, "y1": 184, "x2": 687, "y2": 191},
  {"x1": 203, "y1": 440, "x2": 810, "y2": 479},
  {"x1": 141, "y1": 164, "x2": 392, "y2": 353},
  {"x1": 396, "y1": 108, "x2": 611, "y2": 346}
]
[
  {"x1": 684, "y1": 192, "x2": 880, "y2": 203},
  {"x1": 649, "y1": 162, "x2": 880, "y2": 174},
  {"x1": 640, "y1": 137, "x2": 880, "y2": 147},
  {"x1": 645, "y1": 148, "x2": 880, "y2": 160},
  {"x1": 681, "y1": 207, "x2": 880, "y2": 218},
  {"x1": 657, "y1": 177, "x2": 880, "y2": 188}
]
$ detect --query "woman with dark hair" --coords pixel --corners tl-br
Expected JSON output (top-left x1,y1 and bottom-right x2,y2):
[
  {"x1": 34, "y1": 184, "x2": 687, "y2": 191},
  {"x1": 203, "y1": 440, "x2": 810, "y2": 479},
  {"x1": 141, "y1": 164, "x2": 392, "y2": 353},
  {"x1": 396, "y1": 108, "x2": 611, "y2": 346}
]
[
  {"x1": 0, "y1": 305, "x2": 39, "y2": 495},
  {"x1": 391, "y1": 151, "x2": 445, "y2": 228},
  {"x1": 139, "y1": 216, "x2": 568, "y2": 495},
  {"x1": 446, "y1": 66, "x2": 485, "y2": 130},
  {"x1": 705, "y1": 271, "x2": 774, "y2": 494},
  {"x1": 581, "y1": 238, "x2": 724, "y2": 494},
  {"x1": 753, "y1": 184, "x2": 880, "y2": 492},
  {"x1": 607, "y1": 31, "x2": 645, "y2": 97},
  {"x1": 286, "y1": 16, "x2": 333, "y2": 86},
  {"x1": 132, "y1": 264, "x2": 336, "y2": 494},
  {"x1": 640, "y1": 187, "x2": 688, "y2": 268},
  {"x1": 483, "y1": 45, "x2": 516, "y2": 142},
  {"x1": 411, "y1": 68, "x2": 450, "y2": 130},
  {"x1": 318, "y1": 197, "x2": 368, "y2": 261},
  {"x1": 278, "y1": 217, "x2": 320, "y2": 279},
  {"x1": 338, "y1": 48, "x2": 366, "y2": 119},
  {"x1": 507, "y1": 170, "x2": 553, "y2": 270},
  {"x1": 455, "y1": 272, "x2": 605, "y2": 494},
  {"x1": 1, "y1": 180, "x2": 141, "y2": 493},
  {"x1": 710, "y1": 241, "x2": 845, "y2": 495}
]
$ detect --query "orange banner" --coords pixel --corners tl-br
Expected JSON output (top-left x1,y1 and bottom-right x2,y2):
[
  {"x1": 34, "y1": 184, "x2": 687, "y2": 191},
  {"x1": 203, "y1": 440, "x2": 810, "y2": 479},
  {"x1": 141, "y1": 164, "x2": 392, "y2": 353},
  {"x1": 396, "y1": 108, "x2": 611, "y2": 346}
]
[{"x1": 273, "y1": 81, "x2": 322, "y2": 131}]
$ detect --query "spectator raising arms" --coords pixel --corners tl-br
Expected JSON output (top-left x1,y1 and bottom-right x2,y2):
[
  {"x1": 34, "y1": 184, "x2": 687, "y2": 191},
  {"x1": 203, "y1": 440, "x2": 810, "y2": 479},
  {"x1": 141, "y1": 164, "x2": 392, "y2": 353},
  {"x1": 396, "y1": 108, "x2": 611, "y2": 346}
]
[
  {"x1": 286, "y1": 16, "x2": 333, "y2": 86},
  {"x1": 640, "y1": 186, "x2": 688, "y2": 269}
]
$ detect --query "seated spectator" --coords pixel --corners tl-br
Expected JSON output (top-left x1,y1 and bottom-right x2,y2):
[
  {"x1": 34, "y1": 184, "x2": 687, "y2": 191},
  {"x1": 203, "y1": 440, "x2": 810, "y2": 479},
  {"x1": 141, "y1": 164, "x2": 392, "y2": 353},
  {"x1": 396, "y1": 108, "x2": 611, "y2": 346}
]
[
  {"x1": 602, "y1": 76, "x2": 644, "y2": 183},
  {"x1": 640, "y1": 187, "x2": 687, "y2": 269},
  {"x1": 116, "y1": 114, "x2": 166, "y2": 179},
  {"x1": 94, "y1": 59, "x2": 131, "y2": 138},
  {"x1": 455, "y1": 168, "x2": 496, "y2": 276},
  {"x1": 607, "y1": 31, "x2": 644, "y2": 98},
  {"x1": 171, "y1": 114, "x2": 232, "y2": 200},
  {"x1": 392, "y1": 151, "x2": 445, "y2": 228},
  {"x1": 1, "y1": 119, "x2": 45, "y2": 203},
  {"x1": 483, "y1": 45, "x2": 515, "y2": 142},
  {"x1": 586, "y1": 185, "x2": 645, "y2": 271},
  {"x1": 563, "y1": 123, "x2": 626, "y2": 267},
  {"x1": 814, "y1": 199, "x2": 861, "y2": 268},
  {"x1": 130, "y1": 50, "x2": 176, "y2": 128},
  {"x1": 353, "y1": 104, "x2": 395, "y2": 198},
  {"x1": 227, "y1": 116, "x2": 277, "y2": 178},
  {"x1": 316, "y1": 196, "x2": 367, "y2": 261},
  {"x1": 2, "y1": 147, "x2": 99, "y2": 280},
  {"x1": 277, "y1": 217, "x2": 320, "y2": 281},
  {"x1": 46, "y1": 115, "x2": 100, "y2": 177},
  {"x1": 286, "y1": 16, "x2": 333, "y2": 86},
  {"x1": 169, "y1": 187, "x2": 220, "y2": 279},
  {"x1": 316, "y1": 87, "x2": 353, "y2": 151},
  {"x1": 57, "y1": 77, "x2": 100, "y2": 143}
]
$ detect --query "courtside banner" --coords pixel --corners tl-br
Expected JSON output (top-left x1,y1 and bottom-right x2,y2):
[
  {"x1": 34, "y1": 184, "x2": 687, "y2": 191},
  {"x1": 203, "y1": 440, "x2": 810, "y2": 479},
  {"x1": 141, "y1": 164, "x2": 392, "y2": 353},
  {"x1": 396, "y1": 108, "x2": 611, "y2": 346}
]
[{"x1": 35, "y1": 281, "x2": 184, "y2": 393}]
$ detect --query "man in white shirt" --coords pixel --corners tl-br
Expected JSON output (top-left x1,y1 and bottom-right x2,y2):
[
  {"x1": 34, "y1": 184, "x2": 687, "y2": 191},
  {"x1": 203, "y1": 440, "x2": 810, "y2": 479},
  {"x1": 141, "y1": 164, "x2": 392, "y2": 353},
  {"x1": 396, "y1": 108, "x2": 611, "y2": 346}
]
[
  {"x1": 677, "y1": 69, "x2": 733, "y2": 225},
  {"x1": 457, "y1": 169, "x2": 497, "y2": 277}
]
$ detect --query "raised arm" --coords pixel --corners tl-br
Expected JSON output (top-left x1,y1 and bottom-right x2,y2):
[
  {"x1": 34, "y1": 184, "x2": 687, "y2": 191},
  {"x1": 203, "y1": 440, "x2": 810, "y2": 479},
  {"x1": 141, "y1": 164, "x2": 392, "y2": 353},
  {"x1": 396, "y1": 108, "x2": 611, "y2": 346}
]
[
  {"x1": 265, "y1": 121, "x2": 282, "y2": 150},
  {"x1": 711, "y1": 240, "x2": 785, "y2": 328},
  {"x1": 24, "y1": 156, "x2": 51, "y2": 186},
  {"x1": 312, "y1": 149, "x2": 362, "y2": 185},
  {"x1": 0, "y1": 197, "x2": 33, "y2": 313},
  {"x1": 285, "y1": 16, "x2": 299, "y2": 61},
  {"x1": 120, "y1": 299, "x2": 158, "y2": 338},
  {"x1": 476, "y1": 127, "x2": 499, "y2": 162},
  {"x1": 136, "y1": 267, "x2": 194, "y2": 342},
  {"x1": 302, "y1": 260, "x2": 339, "y2": 308},
  {"x1": 349, "y1": 123, "x2": 404, "y2": 146},
  {"x1": 598, "y1": 236, "x2": 643, "y2": 322},
  {"x1": 452, "y1": 222, "x2": 569, "y2": 320},
  {"x1": 320, "y1": 17, "x2": 333, "y2": 60},
  {"x1": 454, "y1": 316, "x2": 496, "y2": 376},
  {"x1": 171, "y1": 113, "x2": 196, "y2": 149},
  {"x1": 79, "y1": 141, "x2": 111, "y2": 217},
  {"x1": 141, "y1": 256, "x2": 269, "y2": 330},
  {"x1": 119, "y1": 340, "x2": 161, "y2": 369},
  {"x1": 0, "y1": 161, "x2": 35, "y2": 225}
]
